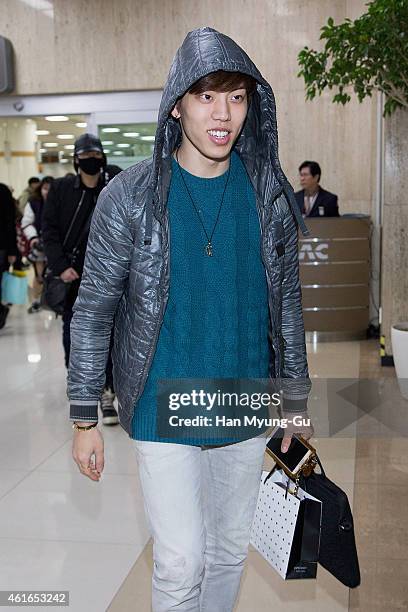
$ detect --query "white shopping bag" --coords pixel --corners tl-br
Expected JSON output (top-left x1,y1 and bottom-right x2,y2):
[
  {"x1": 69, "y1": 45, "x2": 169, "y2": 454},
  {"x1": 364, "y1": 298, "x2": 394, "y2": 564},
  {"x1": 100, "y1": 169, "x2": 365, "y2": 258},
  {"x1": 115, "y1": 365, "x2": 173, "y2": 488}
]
[{"x1": 250, "y1": 469, "x2": 322, "y2": 579}]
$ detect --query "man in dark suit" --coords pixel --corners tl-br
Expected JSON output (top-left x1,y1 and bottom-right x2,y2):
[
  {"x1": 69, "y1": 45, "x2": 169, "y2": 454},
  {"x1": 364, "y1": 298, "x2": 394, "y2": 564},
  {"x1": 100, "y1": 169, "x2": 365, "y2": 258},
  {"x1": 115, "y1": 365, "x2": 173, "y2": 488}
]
[{"x1": 294, "y1": 161, "x2": 339, "y2": 217}]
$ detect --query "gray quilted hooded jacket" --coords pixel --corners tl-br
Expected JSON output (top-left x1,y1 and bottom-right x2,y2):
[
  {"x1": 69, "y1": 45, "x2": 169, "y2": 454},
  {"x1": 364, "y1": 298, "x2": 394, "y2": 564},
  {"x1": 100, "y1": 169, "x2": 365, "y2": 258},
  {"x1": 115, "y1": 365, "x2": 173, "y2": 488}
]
[{"x1": 68, "y1": 27, "x2": 312, "y2": 435}]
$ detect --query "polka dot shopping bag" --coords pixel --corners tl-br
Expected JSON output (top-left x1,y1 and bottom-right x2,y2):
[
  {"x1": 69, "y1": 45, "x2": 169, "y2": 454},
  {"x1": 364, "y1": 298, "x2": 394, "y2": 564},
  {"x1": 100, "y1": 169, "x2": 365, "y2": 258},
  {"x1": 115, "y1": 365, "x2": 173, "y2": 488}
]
[{"x1": 250, "y1": 468, "x2": 322, "y2": 580}]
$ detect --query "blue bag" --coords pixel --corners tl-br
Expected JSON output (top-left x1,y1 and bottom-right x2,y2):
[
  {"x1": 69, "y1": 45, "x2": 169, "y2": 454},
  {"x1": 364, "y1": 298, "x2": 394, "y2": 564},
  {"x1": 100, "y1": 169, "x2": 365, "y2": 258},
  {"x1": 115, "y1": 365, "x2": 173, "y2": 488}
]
[{"x1": 1, "y1": 269, "x2": 28, "y2": 305}]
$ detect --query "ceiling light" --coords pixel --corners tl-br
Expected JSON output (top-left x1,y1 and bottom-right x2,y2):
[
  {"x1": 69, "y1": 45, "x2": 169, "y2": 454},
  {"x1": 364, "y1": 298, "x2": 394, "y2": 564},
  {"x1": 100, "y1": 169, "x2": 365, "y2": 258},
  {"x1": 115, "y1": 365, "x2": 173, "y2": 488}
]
[
  {"x1": 75, "y1": 122, "x2": 87, "y2": 128},
  {"x1": 102, "y1": 127, "x2": 120, "y2": 133},
  {"x1": 140, "y1": 135, "x2": 155, "y2": 141},
  {"x1": 27, "y1": 353, "x2": 41, "y2": 363},
  {"x1": 117, "y1": 143, "x2": 130, "y2": 148},
  {"x1": 57, "y1": 134, "x2": 74, "y2": 139},
  {"x1": 39, "y1": 148, "x2": 47, "y2": 153},
  {"x1": 64, "y1": 144, "x2": 75, "y2": 150},
  {"x1": 113, "y1": 151, "x2": 124, "y2": 155},
  {"x1": 104, "y1": 149, "x2": 111, "y2": 154},
  {"x1": 44, "y1": 142, "x2": 58, "y2": 147},
  {"x1": 35, "y1": 129, "x2": 50, "y2": 135},
  {"x1": 45, "y1": 115, "x2": 69, "y2": 122},
  {"x1": 21, "y1": 1, "x2": 53, "y2": 12},
  {"x1": 102, "y1": 140, "x2": 113, "y2": 145},
  {"x1": 123, "y1": 132, "x2": 140, "y2": 137}
]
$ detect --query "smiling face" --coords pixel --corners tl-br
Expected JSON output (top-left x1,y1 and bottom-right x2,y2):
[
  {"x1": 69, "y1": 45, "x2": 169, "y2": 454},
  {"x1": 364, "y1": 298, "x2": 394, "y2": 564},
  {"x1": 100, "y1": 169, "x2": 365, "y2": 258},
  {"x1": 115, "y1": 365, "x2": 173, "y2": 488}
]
[{"x1": 171, "y1": 86, "x2": 249, "y2": 173}]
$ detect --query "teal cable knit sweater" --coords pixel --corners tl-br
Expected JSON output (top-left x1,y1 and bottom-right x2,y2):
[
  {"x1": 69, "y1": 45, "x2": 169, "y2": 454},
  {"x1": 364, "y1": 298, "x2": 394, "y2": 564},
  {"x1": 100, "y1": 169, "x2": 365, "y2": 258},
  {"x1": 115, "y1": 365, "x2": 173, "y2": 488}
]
[{"x1": 131, "y1": 151, "x2": 270, "y2": 444}]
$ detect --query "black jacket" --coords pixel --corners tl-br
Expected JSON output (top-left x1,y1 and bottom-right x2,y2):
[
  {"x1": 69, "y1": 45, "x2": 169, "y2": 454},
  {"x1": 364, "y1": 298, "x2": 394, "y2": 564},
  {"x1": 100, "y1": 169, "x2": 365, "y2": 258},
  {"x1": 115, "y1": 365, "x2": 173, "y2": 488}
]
[
  {"x1": 0, "y1": 194, "x2": 18, "y2": 256},
  {"x1": 294, "y1": 187, "x2": 339, "y2": 217},
  {"x1": 43, "y1": 173, "x2": 109, "y2": 310},
  {"x1": 42, "y1": 174, "x2": 107, "y2": 277}
]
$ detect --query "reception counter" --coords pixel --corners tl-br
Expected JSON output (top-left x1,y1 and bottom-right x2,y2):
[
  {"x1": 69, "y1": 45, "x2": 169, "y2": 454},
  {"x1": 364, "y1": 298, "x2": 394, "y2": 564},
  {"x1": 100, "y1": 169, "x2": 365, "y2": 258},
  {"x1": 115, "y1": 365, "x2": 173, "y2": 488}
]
[{"x1": 298, "y1": 217, "x2": 371, "y2": 341}]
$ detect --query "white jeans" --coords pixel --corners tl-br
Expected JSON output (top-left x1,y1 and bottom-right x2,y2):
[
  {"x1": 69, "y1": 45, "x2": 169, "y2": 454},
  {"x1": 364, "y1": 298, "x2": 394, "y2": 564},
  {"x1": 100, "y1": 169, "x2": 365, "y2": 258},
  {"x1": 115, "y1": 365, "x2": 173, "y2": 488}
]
[{"x1": 134, "y1": 434, "x2": 266, "y2": 612}]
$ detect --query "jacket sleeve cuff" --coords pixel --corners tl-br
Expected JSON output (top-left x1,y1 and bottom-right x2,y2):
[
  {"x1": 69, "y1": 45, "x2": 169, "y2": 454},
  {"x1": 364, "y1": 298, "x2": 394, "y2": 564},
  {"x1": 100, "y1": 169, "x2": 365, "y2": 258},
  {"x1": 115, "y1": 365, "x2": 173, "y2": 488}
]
[
  {"x1": 281, "y1": 396, "x2": 308, "y2": 413},
  {"x1": 70, "y1": 400, "x2": 98, "y2": 422}
]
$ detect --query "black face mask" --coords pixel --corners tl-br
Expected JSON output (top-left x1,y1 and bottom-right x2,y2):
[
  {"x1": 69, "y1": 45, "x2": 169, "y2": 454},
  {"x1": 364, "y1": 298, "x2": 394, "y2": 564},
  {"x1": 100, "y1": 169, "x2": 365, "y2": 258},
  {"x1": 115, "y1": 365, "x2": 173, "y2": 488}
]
[{"x1": 77, "y1": 156, "x2": 104, "y2": 176}]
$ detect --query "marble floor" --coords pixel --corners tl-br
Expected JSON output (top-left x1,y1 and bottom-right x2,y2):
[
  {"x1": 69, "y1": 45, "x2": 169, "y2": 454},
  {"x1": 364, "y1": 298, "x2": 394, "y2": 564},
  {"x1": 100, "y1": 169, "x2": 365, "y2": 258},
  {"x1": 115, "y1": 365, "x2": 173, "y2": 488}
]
[{"x1": 0, "y1": 305, "x2": 406, "y2": 611}]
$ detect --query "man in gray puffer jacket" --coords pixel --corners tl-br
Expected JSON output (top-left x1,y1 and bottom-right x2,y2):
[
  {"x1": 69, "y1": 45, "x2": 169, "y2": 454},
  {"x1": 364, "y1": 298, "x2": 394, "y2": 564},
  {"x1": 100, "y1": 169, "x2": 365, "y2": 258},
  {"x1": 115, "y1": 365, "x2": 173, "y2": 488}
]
[{"x1": 70, "y1": 27, "x2": 313, "y2": 611}]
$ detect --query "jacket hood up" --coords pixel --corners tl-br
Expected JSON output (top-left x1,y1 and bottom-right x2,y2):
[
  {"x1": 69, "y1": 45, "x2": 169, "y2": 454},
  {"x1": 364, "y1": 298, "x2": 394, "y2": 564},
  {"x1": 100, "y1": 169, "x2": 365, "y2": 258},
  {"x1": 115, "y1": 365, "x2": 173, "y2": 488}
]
[{"x1": 149, "y1": 26, "x2": 309, "y2": 236}]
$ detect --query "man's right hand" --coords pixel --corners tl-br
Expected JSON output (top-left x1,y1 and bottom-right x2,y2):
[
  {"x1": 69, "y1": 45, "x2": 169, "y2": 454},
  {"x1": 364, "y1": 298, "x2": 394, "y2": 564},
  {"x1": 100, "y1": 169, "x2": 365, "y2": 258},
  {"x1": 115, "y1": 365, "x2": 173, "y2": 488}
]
[
  {"x1": 60, "y1": 267, "x2": 79, "y2": 282},
  {"x1": 72, "y1": 425, "x2": 104, "y2": 481}
]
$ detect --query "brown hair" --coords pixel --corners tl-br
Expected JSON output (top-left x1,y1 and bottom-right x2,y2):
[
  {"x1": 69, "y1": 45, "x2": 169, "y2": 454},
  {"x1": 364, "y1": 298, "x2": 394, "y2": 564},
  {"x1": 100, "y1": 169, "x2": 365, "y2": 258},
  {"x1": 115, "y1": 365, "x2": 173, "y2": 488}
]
[
  {"x1": 32, "y1": 176, "x2": 54, "y2": 201},
  {"x1": 188, "y1": 70, "x2": 257, "y2": 97}
]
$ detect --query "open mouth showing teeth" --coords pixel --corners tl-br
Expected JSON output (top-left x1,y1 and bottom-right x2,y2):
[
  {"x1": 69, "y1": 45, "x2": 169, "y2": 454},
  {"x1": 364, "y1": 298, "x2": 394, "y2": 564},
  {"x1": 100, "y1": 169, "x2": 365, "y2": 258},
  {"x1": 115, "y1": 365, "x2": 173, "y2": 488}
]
[{"x1": 207, "y1": 130, "x2": 230, "y2": 138}]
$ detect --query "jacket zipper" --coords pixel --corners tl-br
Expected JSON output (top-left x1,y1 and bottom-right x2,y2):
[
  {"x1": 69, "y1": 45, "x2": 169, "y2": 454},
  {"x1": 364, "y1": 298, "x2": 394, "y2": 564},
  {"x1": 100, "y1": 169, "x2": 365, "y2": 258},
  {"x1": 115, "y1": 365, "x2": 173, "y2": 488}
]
[
  {"x1": 131, "y1": 286, "x2": 167, "y2": 409},
  {"x1": 130, "y1": 214, "x2": 169, "y2": 410},
  {"x1": 252, "y1": 186, "x2": 284, "y2": 377}
]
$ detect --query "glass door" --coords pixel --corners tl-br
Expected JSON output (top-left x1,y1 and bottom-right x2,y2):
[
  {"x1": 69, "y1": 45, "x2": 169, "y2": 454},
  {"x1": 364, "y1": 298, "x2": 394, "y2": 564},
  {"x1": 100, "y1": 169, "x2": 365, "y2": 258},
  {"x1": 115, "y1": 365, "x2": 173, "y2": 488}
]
[{"x1": 89, "y1": 108, "x2": 159, "y2": 170}]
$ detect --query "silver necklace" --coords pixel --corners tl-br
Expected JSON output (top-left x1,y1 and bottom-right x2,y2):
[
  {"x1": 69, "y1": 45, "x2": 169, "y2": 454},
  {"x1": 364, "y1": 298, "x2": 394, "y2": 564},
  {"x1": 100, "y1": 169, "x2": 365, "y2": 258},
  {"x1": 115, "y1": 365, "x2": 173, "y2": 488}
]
[{"x1": 175, "y1": 148, "x2": 231, "y2": 257}]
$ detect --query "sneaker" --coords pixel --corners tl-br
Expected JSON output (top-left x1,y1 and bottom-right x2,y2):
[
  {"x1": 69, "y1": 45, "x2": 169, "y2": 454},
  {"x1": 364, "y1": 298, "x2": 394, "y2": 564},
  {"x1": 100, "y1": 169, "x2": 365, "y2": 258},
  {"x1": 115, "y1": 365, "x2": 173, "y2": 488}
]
[
  {"x1": 0, "y1": 305, "x2": 9, "y2": 330},
  {"x1": 100, "y1": 388, "x2": 119, "y2": 426},
  {"x1": 27, "y1": 301, "x2": 42, "y2": 314}
]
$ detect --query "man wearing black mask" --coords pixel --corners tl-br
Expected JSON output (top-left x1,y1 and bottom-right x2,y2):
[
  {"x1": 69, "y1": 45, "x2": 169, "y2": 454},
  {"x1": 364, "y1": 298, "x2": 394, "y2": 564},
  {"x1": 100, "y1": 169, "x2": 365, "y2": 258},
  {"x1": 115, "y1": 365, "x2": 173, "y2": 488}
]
[{"x1": 43, "y1": 134, "x2": 119, "y2": 425}]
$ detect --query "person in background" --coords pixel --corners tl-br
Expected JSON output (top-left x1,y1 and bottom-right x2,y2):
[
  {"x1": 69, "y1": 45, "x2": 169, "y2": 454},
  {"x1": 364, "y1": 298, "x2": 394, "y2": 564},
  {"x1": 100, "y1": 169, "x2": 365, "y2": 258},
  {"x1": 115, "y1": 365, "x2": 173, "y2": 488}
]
[
  {"x1": 42, "y1": 134, "x2": 119, "y2": 426},
  {"x1": 294, "y1": 161, "x2": 339, "y2": 217},
  {"x1": 0, "y1": 184, "x2": 18, "y2": 329},
  {"x1": 18, "y1": 177, "x2": 40, "y2": 215},
  {"x1": 22, "y1": 176, "x2": 54, "y2": 313}
]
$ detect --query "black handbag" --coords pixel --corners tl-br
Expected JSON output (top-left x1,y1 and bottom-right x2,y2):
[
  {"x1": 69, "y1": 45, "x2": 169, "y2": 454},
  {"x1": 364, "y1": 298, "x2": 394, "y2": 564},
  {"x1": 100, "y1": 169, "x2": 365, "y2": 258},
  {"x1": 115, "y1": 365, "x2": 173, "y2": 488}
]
[
  {"x1": 42, "y1": 273, "x2": 70, "y2": 315},
  {"x1": 299, "y1": 455, "x2": 361, "y2": 588},
  {"x1": 42, "y1": 193, "x2": 92, "y2": 315}
]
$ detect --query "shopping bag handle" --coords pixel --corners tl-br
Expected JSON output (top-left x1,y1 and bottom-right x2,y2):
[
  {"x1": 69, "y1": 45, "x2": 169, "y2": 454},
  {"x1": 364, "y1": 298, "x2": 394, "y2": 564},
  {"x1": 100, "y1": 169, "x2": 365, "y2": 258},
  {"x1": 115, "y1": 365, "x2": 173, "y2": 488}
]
[
  {"x1": 263, "y1": 463, "x2": 279, "y2": 484},
  {"x1": 263, "y1": 452, "x2": 327, "y2": 494},
  {"x1": 314, "y1": 454, "x2": 326, "y2": 477}
]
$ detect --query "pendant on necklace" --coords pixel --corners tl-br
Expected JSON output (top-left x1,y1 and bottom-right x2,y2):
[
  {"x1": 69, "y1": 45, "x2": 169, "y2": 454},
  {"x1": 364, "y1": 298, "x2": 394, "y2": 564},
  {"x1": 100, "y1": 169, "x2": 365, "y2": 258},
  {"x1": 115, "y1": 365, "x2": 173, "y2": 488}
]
[{"x1": 205, "y1": 242, "x2": 213, "y2": 257}]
